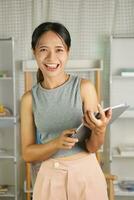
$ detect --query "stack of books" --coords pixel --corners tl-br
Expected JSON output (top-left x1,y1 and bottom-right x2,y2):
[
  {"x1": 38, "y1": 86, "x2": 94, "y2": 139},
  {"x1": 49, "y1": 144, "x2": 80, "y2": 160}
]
[
  {"x1": 121, "y1": 68, "x2": 134, "y2": 77},
  {"x1": 0, "y1": 185, "x2": 8, "y2": 194},
  {"x1": 117, "y1": 144, "x2": 134, "y2": 156}
]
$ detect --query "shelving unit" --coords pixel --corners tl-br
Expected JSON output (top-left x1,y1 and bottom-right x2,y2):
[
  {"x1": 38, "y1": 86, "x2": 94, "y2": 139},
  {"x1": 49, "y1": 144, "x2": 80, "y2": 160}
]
[
  {"x1": 0, "y1": 38, "x2": 20, "y2": 199},
  {"x1": 109, "y1": 36, "x2": 134, "y2": 199}
]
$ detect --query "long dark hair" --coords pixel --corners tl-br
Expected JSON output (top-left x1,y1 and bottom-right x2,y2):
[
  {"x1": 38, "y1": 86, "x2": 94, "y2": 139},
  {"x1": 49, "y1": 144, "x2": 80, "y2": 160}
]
[{"x1": 31, "y1": 22, "x2": 71, "y2": 83}]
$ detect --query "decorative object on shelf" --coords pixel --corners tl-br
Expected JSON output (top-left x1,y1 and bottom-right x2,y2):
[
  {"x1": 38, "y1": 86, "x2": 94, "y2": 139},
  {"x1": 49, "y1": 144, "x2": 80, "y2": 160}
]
[
  {"x1": 0, "y1": 104, "x2": 12, "y2": 116},
  {"x1": 0, "y1": 185, "x2": 9, "y2": 194},
  {"x1": 121, "y1": 68, "x2": 134, "y2": 77},
  {"x1": 0, "y1": 70, "x2": 8, "y2": 78},
  {"x1": 0, "y1": 104, "x2": 4, "y2": 113},
  {"x1": 117, "y1": 144, "x2": 134, "y2": 156},
  {"x1": 119, "y1": 180, "x2": 134, "y2": 192}
]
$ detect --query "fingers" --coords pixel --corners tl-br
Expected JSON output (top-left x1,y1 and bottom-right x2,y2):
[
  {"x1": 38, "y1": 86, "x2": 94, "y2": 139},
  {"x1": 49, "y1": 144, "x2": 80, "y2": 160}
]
[
  {"x1": 105, "y1": 108, "x2": 112, "y2": 123},
  {"x1": 61, "y1": 129, "x2": 78, "y2": 149},
  {"x1": 83, "y1": 104, "x2": 112, "y2": 129},
  {"x1": 62, "y1": 140, "x2": 77, "y2": 149},
  {"x1": 97, "y1": 104, "x2": 105, "y2": 120},
  {"x1": 83, "y1": 111, "x2": 96, "y2": 129},
  {"x1": 63, "y1": 129, "x2": 76, "y2": 137}
]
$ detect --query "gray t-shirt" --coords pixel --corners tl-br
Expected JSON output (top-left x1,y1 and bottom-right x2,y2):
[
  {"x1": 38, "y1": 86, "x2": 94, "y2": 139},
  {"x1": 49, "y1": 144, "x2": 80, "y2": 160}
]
[{"x1": 31, "y1": 75, "x2": 88, "y2": 184}]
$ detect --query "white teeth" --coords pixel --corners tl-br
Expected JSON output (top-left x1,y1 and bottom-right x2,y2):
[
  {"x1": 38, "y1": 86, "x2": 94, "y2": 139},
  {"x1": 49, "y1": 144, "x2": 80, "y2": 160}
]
[{"x1": 45, "y1": 64, "x2": 58, "y2": 68}]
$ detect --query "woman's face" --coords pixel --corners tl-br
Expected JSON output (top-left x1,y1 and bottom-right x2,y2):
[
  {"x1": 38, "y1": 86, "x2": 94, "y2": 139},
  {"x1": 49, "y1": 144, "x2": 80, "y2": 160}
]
[{"x1": 34, "y1": 31, "x2": 69, "y2": 78}]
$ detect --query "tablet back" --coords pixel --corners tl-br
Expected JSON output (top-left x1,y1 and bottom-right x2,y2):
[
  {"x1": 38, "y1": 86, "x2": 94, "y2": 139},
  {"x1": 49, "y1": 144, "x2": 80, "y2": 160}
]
[{"x1": 72, "y1": 103, "x2": 129, "y2": 142}]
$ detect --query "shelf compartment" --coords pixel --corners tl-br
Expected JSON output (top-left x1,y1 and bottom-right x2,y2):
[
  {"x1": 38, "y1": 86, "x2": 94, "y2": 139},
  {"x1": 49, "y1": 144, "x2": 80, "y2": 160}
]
[
  {"x1": 0, "y1": 150, "x2": 15, "y2": 159},
  {"x1": 0, "y1": 39, "x2": 14, "y2": 77},
  {"x1": 112, "y1": 148, "x2": 134, "y2": 158},
  {"x1": 114, "y1": 182, "x2": 134, "y2": 196},
  {"x1": 0, "y1": 116, "x2": 17, "y2": 127},
  {"x1": 0, "y1": 185, "x2": 15, "y2": 197}
]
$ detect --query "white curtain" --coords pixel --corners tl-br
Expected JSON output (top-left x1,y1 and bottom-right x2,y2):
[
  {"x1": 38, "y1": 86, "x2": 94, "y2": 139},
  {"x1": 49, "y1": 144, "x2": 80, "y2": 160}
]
[{"x1": 32, "y1": 0, "x2": 115, "y2": 59}]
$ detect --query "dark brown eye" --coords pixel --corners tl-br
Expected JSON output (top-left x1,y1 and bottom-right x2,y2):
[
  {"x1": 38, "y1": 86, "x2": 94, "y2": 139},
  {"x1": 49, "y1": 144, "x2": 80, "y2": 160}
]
[
  {"x1": 40, "y1": 48, "x2": 47, "y2": 52},
  {"x1": 56, "y1": 49, "x2": 64, "y2": 52}
]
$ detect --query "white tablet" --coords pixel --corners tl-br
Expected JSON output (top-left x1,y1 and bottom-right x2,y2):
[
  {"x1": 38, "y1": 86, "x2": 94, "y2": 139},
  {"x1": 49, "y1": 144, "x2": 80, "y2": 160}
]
[
  {"x1": 71, "y1": 103, "x2": 129, "y2": 141},
  {"x1": 96, "y1": 103, "x2": 129, "y2": 123}
]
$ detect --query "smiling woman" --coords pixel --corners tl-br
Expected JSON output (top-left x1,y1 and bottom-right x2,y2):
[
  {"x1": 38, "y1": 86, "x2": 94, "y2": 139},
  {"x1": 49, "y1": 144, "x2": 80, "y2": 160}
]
[
  {"x1": 33, "y1": 30, "x2": 69, "y2": 86},
  {"x1": 20, "y1": 22, "x2": 112, "y2": 200},
  {"x1": 31, "y1": 22, "x2": 71, "y2": 85}
]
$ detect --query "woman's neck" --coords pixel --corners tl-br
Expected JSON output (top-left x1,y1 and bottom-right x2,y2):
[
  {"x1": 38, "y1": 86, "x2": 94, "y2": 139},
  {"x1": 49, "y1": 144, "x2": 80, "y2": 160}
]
[{"x1": 41, "y1": 73, "x2": 69, "y2": 89}]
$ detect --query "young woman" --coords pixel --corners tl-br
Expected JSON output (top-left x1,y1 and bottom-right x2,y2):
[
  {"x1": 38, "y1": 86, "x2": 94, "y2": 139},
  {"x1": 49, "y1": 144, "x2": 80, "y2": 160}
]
[{"x1": 20, "y1": 22, "x2": 112, "y2": 200}]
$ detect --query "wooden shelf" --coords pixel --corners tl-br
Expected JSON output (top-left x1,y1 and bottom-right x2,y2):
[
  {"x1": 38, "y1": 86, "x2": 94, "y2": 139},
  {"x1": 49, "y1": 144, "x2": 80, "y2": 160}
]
[
  {"x1": 65, "y1": 67, "x2": 102, "y2": 72},
  {"x1": 22, "y1": 59, "x2": 103, "y2": 72}
]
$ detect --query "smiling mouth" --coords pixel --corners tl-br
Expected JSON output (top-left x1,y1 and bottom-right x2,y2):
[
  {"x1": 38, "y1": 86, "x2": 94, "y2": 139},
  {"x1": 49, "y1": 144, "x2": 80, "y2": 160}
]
[{"x1": 45, "y1": 64, "x2": 59, "y2": 71}]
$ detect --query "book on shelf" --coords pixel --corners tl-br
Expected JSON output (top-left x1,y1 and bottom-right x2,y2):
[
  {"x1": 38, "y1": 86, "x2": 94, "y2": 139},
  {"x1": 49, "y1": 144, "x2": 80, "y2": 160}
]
[
  {"x1": 117, "y1": 144, "x2": 134, "y2": 156},
  {"x1": 121, "y1": 68, "x2": 134, "y2": 77}
]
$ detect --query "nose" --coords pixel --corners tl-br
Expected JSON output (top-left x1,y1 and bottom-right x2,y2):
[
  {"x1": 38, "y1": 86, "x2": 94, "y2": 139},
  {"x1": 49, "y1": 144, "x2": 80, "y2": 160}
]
[{"x1": 46, "y1": 50, "x2": 57, "y2": 61}]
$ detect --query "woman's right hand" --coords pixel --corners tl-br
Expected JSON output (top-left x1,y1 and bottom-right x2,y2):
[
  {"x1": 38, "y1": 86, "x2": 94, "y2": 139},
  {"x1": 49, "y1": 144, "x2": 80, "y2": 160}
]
[{"x1": 55, "y1": 129, "x2": 79, "y2": 150}]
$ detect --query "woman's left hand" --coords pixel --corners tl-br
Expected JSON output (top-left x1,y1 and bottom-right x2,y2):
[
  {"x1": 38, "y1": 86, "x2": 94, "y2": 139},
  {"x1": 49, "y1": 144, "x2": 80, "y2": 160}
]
[
  {"x1": 83, "y1": 104, "x2": 112, "y2": 136},
  {"x1": 83, "y1": 104, "x2": 112, "y2": 152}
]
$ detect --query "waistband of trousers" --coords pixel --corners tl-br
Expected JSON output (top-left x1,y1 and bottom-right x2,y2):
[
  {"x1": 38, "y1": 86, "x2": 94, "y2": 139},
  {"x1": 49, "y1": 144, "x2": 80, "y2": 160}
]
[{"x1": 41, "y1": 153, "x2": 95, "y2": 170}]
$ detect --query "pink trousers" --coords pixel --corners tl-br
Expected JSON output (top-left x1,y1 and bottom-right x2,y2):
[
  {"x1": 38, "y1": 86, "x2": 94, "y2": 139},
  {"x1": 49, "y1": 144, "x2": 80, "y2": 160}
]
[{"x1": 33, "y1": 153, "x2": 108, "y2": 200}]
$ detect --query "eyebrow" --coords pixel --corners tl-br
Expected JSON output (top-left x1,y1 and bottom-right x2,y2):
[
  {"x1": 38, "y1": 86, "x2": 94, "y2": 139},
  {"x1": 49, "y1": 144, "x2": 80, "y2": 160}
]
[
  {"x1": 38, "y1": 45, "x2": 48, "y2": 49},
  {"x1": 55, "y1": 46, "x2": 64, "y2": 48},
  {"x1": 38, "y1": 45, "x2": 64, "y2": 49}
]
